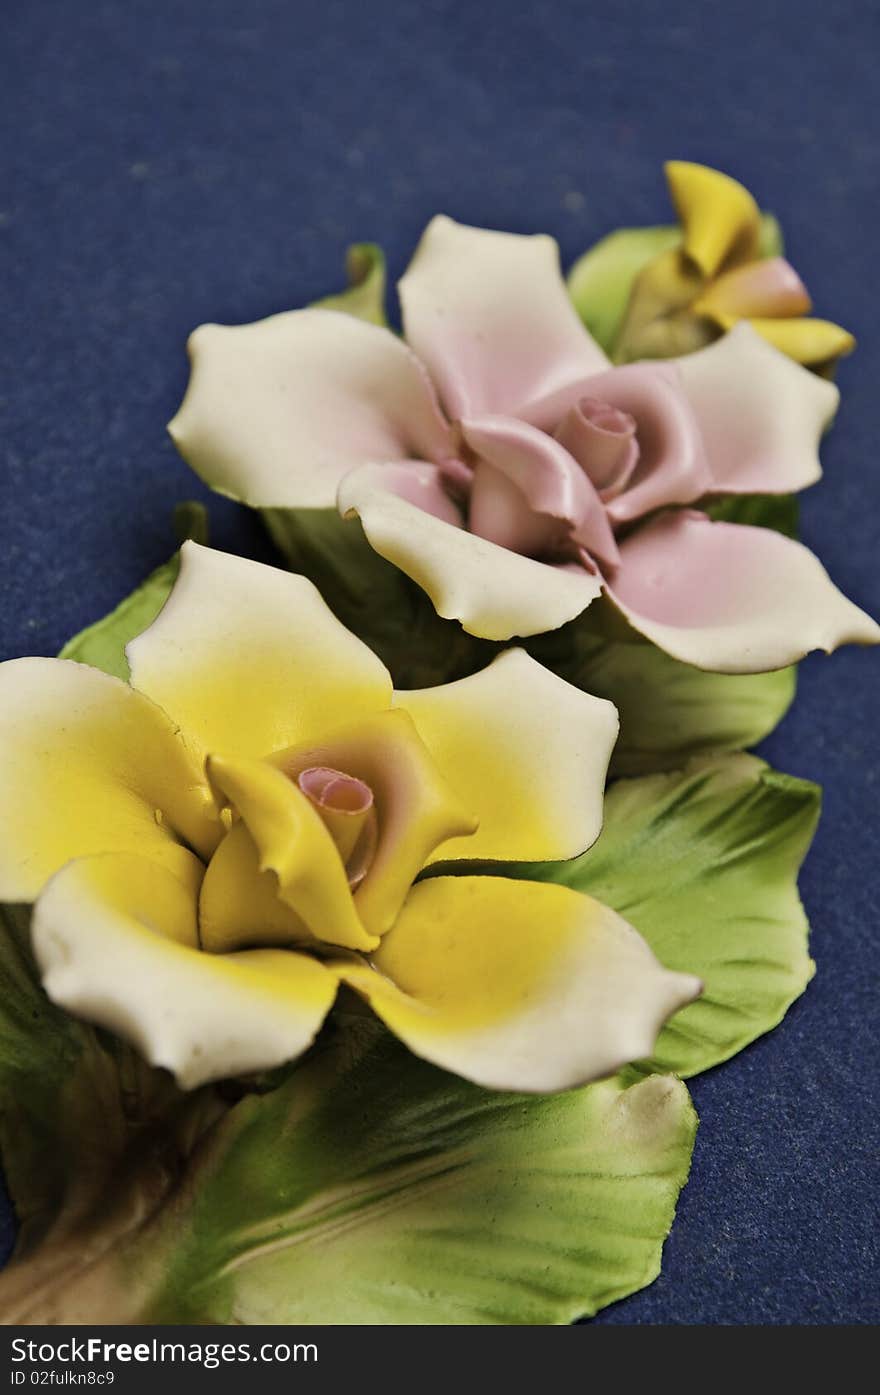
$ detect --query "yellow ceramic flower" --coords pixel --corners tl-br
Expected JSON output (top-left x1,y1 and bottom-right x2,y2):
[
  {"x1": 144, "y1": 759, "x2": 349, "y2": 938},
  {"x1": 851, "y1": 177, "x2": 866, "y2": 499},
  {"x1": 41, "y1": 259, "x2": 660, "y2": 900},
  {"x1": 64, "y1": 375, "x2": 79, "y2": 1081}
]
[
  {"x1": 614, "y1": 161, "x2": 854, "y2": 370},
  {"x1": 0, "y1": 544, "x2": 699, "y2": 1092}
]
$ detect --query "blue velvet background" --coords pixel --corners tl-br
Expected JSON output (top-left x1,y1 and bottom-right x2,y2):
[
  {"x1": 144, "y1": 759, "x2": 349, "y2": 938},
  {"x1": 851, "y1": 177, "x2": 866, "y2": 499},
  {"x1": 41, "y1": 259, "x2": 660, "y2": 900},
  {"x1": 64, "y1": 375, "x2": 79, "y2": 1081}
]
[{"x1": 2, "y1": 0, "x2": 878, "y2": 1325}]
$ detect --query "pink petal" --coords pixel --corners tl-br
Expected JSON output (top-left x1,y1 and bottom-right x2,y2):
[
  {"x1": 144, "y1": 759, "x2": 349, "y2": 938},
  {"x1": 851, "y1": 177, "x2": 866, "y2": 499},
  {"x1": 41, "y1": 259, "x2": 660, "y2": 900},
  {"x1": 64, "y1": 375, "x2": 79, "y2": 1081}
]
[
  {"x1": 298, "y1": 766, "x2": 374, "y2": 815},
  {"x1": 554, "y1": 397, "x2": 640, "y2": 499},
  {"x1": 297, "y1": 765, "x2": 377, "y2": 891},
  {"x1": 676, "y1": 322, "x2": 840, "y2": 496},
  {"x1": 695, "y1": 258, "x2": 811, "y2": 320},
  {"x1": 468, "y1": 462, "x2": 569, "y2": 559},
  {"x1": 459, "y1": 415, "x2": 620, "y2": 567},
  {"x1": 399, "y1": 216, "x2": 608, "y2": 424},
  {"x1": 606, "y1": 510, "x2": 880, "y2": 672},
  {"x1": 169, "y1": 308, "x2": 454, "y2": 508},
  {"x1": 576, "y1": 364, "x2": 711, "y2": 527}
]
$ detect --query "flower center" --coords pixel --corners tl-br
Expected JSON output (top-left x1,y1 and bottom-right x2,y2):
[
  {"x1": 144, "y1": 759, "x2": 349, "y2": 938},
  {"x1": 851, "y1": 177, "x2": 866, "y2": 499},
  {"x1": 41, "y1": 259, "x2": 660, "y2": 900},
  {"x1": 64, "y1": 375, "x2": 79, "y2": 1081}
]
[
  {"x1": 467, "y1": 461, "x2": 569, "y2": 558},
  {"x1": 454, "y1": 406, "x2": 625, "y2": 570},
  {"x1": 553, "y1": 396, "x2": 640, "y2": 500},
  {"x1": 297, "y1": 765, "x2": 378, "y2": 889}
]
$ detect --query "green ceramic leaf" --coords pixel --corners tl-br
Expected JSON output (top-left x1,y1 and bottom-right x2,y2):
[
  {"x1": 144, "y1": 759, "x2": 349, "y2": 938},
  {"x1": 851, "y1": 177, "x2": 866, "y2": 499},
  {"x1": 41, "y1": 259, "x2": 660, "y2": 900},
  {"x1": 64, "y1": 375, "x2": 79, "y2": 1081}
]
[
  {"x1": 0, "y1": 905, "x2": 217, "y2": 1285},
  {"x1": 57, "y1": 503, "x2": 207, "y2": 680},
  {"x1": 508, "y1": 753, "x2": 819, "y2": 1077},
  {"x1": 757, "y1": 212, "x2": 784, "y2": 258},
  {"x1": 528, "y1": 602, "x2": 796, "y2": 776},
  {"x1": 0, "y1": 903, "x2": 99, "y2": 1251},
  {"x1": 0, "y1": 916, "x2": 696, "y2": 1323},
  {"x1": 58, "y1": 555, "x2": 179, "y2": 680},
  {"x1": 567, "y1": 212, "x2": 784, "y2": 354},
  {"x1": 567, "y1": 225, "x2": 682, "y2": 354},
  {"x1": 140, "y1": 1027, "x2": 696, "y2": 1325},
  {"x1": 707, "y1": 491, "x2": 799, "y2": 538},
  {"x1": 315, "y1": 242, "x2": 388, "y2": 326},
  {"x1": 0, "y1": 926, "x2": 695, "y2": 1324},
  {"x1": 263, "y1": 506, "x2": 496, "y2": 686}
]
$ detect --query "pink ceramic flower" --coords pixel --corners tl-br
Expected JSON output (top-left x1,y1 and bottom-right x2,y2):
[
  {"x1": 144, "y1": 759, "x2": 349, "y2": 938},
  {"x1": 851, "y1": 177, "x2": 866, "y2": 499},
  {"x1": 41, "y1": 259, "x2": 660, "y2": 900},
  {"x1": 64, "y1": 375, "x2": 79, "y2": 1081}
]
[{"x1": 170, "y1": 218, "x2": 878, "y2": 671}]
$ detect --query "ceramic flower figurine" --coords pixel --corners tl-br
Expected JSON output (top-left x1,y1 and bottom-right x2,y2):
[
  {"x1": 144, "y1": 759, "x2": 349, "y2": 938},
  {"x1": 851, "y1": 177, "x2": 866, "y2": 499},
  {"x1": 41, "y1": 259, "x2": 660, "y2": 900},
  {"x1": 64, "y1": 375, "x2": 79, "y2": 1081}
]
[
  {"x1": 169, "y1": 216, "x2": 879, "y2": 660},
  {"x1": 571, "y1": 161, "x2": 855, "y2": 370},
  {"x1": 0, "y1": 543, "x2": 700, "y2": 1092}
]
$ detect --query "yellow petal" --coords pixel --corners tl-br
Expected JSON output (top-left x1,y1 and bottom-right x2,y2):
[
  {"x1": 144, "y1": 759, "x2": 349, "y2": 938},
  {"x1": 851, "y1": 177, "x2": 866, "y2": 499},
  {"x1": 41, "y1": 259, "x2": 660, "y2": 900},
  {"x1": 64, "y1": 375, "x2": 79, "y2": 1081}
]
[
  {"x1": 665, "y1": 160, "x2": 761, "y2": 276},
  {"x1": 198, "y1": 820, "x2": 310, "y2": 953},
  {"x1": 394, "y1": 648, "x2": 618, "y2": 863},
  {"x1": 32, "y1": 852, "x2": 339, "y2": 1090},
  {"x1": 207, "y1": 755, "x2": 377, "y2": 952},
  {"x1": 0, "y1": 657, "x2": 219, "y2": 903},
  {"x1": 272, "y1": 709, "x2": 478, "y2": 939},
  {"x1": 336, "y1": 876, "x2": 701, "y2": 1092},
  {"x1": 127, "y1": 543, "x2": 392, "y2": 761},
  {"x1": 611, "y1": 248, "x2": 709, "y2": 362},
  {"x1": 740, "y1": 314, "x2": 856, "y2": 367},
  {"x1": 624, "y1": 246, "x2": 703, "y2": 320}
]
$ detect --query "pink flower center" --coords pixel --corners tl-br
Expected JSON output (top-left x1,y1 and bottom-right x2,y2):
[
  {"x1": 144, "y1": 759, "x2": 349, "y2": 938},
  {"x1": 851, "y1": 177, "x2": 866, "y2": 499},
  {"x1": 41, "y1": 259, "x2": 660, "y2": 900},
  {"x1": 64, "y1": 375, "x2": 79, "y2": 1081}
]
[
  {"x1": 554, "y1": 397, "x2": 640, "y2": 500},
  {"x1": 381, "y1": 364, "x2": 708, "y2": 575},
  {"x1": 297, "y1": 765, "x2": 378, "y2": 889}
]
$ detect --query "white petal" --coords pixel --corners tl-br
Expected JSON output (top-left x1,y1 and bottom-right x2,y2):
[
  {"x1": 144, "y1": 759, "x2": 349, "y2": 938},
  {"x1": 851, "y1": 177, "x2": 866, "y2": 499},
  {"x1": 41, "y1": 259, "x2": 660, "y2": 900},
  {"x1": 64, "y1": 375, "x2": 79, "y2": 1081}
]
[
  {"x1": 677, "y1": 322, "x2": 840, "y2": 494},
  {"x1": 169, "y1": 308, "x2": 452, "y2": 507},
  {"x1": 32, "y1": 853, "x2": 339, "y2": 1090}
]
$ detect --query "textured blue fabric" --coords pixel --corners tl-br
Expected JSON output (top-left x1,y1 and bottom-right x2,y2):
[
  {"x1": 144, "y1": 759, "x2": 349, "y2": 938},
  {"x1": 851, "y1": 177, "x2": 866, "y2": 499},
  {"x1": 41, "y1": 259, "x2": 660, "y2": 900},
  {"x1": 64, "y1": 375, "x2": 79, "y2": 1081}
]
[{"x1": 1, "y1": 0, "x2": 877, "y2": 1325}]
